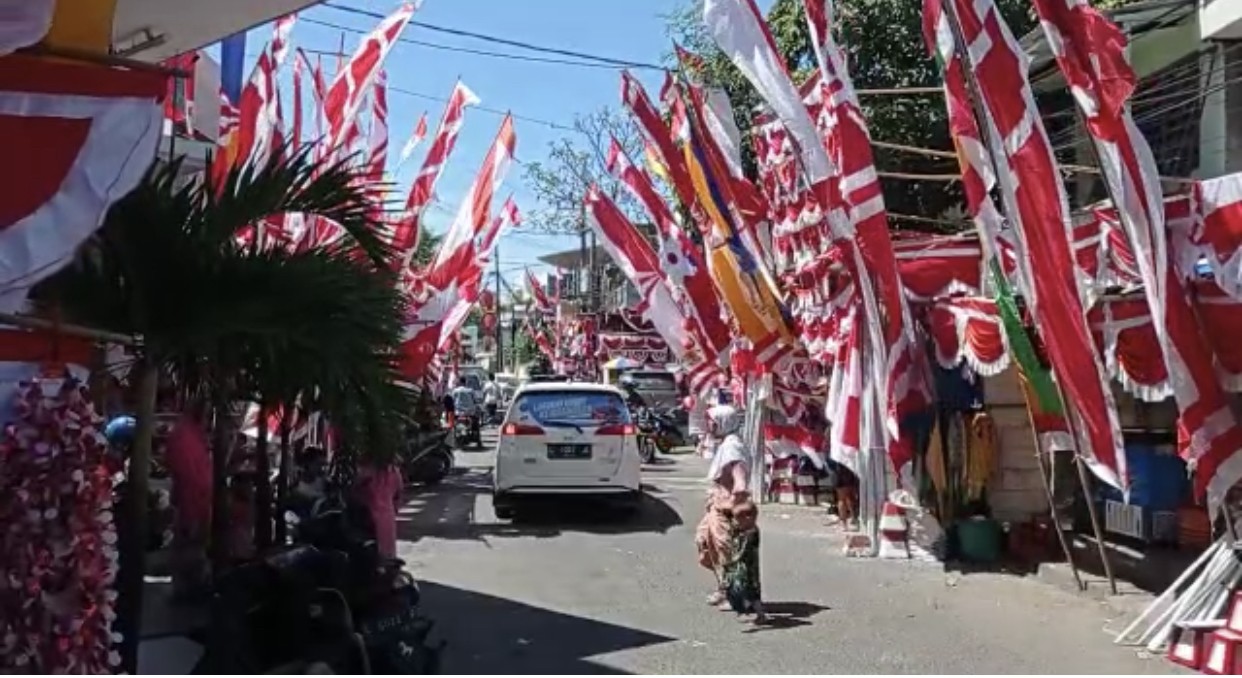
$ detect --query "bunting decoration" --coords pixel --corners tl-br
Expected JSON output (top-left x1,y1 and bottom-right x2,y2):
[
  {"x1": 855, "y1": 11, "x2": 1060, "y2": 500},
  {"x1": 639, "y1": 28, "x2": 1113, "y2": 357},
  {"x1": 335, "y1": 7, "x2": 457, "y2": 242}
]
[
  {"x1": 397, "y1": 111, "x2": 429, "y2": 168},
  {"x1": 0, "y1": 55, "x2": 165, "y2": 312},
  {"x1": 392, "y1": 80, "x2": 481, "y2": 255},
  {"x1": 322, "y1": 2, "x2": 418, "y2": 160},
  {"x1": 605, "y1": 138, "x2": 731, "y2": 357},
  {"x1": 365, "y1": 69, "x2": 389, "y2": 184},
  {"x1": 1033, "y1": 0, "x2": 1242, "y2": 509},
  {"x1": 926, "y1": 0, "x2": 1128, "y2": 492}
]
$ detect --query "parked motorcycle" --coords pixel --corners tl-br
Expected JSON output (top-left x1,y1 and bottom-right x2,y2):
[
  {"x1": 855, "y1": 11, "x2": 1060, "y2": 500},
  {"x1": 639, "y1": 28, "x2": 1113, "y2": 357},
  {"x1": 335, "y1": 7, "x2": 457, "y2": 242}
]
[
  {"x1": 402, "y1": 426, "x2": 454, "y2": 486},
  {"x1": 200, "y1": 485, "x2": 445, "y2": 674}
]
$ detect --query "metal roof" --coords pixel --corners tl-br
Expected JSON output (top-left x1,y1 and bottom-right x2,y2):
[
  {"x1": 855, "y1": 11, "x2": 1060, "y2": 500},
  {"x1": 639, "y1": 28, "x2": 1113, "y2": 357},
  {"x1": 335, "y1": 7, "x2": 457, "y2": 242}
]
[{"x1": 113, "y1": 0, "x2": 326, "y2": 62}]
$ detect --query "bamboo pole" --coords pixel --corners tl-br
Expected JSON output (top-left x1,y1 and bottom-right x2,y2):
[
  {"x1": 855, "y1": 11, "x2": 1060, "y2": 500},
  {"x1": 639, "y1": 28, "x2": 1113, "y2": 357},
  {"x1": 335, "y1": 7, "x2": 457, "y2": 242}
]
[
  {"x1": 1020, "y1": 375, "x2": 1085, "y2": 590},
  {"x1": 0, "y1": 312, "x2": 138, "y2": 346},
  {"x1": 116, "y1": 360, "x2": 159, "y2": 674}
]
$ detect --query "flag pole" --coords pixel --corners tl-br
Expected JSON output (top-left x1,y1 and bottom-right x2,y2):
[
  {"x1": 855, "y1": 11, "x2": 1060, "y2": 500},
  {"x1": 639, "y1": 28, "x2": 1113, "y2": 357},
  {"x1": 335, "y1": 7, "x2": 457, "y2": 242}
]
[{"x1": 936, "y1": 0, "x2": 1113, "y2": 589}]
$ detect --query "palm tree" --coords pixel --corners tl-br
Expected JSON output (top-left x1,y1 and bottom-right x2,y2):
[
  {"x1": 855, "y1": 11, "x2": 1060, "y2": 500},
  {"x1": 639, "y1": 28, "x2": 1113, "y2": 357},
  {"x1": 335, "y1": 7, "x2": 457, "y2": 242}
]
[{"x1": 36, "y1": 148, "x2": 415, "y2": 671}]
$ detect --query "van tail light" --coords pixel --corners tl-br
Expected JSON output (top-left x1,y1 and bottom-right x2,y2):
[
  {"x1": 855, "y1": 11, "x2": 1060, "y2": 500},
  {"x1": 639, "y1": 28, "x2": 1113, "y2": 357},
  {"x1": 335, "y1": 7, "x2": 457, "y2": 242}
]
[
  {"x1": 502, "y1": 423, "x2": 544, "y2": 436},
  {"x1": 596, "y1": 423, "x2": 637, "y2": 436}
]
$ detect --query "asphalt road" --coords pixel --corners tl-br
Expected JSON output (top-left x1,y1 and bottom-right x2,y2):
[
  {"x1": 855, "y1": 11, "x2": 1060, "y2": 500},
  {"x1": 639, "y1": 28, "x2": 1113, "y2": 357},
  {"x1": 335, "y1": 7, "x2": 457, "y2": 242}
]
[{"x1": 396, "y1": 428, "x2": 1175, "y2": 674}]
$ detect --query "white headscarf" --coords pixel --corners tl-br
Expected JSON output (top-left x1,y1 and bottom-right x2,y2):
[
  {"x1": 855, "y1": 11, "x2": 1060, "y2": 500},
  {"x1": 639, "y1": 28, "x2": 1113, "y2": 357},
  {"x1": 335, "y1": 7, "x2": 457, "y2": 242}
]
[{"x1": 706, "y1": 405, "x2": 748, "y2": 482}]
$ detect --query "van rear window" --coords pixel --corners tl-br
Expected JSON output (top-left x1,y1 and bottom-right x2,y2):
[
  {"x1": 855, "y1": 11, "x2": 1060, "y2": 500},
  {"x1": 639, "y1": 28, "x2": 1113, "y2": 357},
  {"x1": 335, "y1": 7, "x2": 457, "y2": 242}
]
[{"x1": 511, "y1": 391, "x2": 630, "y2": 427}]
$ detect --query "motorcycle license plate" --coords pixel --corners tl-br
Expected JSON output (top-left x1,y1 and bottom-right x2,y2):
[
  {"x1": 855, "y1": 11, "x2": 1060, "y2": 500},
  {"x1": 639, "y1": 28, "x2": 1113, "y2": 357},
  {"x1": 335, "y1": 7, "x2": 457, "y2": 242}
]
[
  {"x1": 547, "y1": 444, "x2": 591, "y2": 460},
  {"x1": 360, "y1": 604, "x2": 420, "y2": 640}
]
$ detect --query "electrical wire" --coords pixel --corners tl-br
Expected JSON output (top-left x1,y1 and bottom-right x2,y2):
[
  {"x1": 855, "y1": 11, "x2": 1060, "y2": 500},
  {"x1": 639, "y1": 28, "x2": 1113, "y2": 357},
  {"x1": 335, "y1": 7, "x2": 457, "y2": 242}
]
[
  {"x1": 300, "y1": 16, "x2": 628, "y2": 71},
  {"x1": 321, "y1": 1, "x2": 664, "y2": 71}
]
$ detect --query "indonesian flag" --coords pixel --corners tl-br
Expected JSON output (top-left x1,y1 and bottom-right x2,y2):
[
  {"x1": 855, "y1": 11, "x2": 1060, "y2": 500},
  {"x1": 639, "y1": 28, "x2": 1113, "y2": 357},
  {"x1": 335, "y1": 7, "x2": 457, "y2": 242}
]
[
  {"x1": 397, "y1": 111, "x2": 429, "y2": 168},
  {"x1": 0, "y1": 55, "x2": 165, "y2": 312},
  {"x1": 425, "y1": 114, "x2": 516, "y2": 286},
  {"x1": 1035, "y1": 0, "x2": 1242, "y2": 510},
  {"x1": 322, "y1": 2, "x2": 418, "y2": 161},
  {"x1": 212, "y1": 14, "x2": 296, "y2": 183},
  {"x1": 929, "y1": 0, "x2": 1127, "y2": 491},
  {"x1": 365, "y1": 69, "x2": 390, "y2": 183},
  {"x1": 605, "y1": 137, "x2": 731, "y2": 357},
  {"x1": 478, "y1": 195, "x2": 520, "y2": 263},
  {"x1": 527, "y1": 269, "x2": 553, "y2": 313},
  {"x1": 584, "y1": 187, "x2": 692, "y2": 367},
  {"x1": 392, "y1": 81, "x2": 481, "y2": 255}
]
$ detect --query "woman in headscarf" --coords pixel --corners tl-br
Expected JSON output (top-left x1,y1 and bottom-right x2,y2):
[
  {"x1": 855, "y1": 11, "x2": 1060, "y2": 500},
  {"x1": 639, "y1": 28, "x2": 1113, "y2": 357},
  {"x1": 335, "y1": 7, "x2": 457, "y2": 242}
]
[{"x1": 695, "y1": 404, "x2": 753, "y2": 606}]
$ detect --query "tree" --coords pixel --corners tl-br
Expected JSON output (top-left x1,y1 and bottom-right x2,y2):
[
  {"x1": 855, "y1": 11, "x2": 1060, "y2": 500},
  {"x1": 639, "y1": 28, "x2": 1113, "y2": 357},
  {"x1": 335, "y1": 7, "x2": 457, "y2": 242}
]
[
  {"x1": 664, "y1": 0, "x2": 1037, "y2": 227},
  {"x1": 412, "y1": 225, "x2": 443, "y2": 267},
  {"x1": 522, "y1": 107, "x2": 647, "y2": 234},
  {"x1": 37, "y1": 149, "x2": 414, "y2": 671}
]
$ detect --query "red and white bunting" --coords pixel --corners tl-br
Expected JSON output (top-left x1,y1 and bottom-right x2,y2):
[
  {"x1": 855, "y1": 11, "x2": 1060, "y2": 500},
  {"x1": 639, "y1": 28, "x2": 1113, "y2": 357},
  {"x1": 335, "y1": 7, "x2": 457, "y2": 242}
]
[
  {"x1": 1035, "y1": 0, "x2": 1242, "y2": 510},
  {"x1": 605, "y1": 137, "x2": 731, "y2": 358},
  {"x1": 392, "y1": 80, "x2": 480, "y2": 255},
  {"x1": 0, "y1": 55, "x2": 165, "y2": 311},
  {"x1": 397, "y1": 111, "x2": 429, "y2": 168},
  {"x1": 425, "y1": 114, "x2": 517, "y2": 292},
  {"x1": 477, "y1": 195, "x2": 520, "y2": 262},
  {"x1": 366, "y1": 69, "x2": 389, "y2": 183},
  {"x1": 322, "y1": 2, "x2": 418, "y2": 162},
  {"x1": 584, "y1": 187, "x2": 704, "y2": 379},
  {"x1": 927, "y1": 0, "x2": 1127, "y2": 492}
]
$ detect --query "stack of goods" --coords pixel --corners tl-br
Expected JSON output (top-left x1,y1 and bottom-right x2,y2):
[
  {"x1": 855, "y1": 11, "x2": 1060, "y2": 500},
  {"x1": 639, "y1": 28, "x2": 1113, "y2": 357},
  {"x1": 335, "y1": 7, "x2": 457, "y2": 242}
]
[{"x1": 0, "y1": 377, "x2": 120, "y2": 672}]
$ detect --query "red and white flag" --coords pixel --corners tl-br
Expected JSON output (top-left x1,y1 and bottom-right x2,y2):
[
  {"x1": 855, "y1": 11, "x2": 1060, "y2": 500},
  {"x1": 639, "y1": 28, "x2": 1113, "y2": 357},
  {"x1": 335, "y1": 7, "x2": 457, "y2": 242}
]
[
  {"x1": 1036, "y1": 0, "x2": 1242, "y2": 510},
  {"x1": 425, "y1": 114, "x2": 516, "y2": 288},
  {"x1": 619, "y1": 71, "x2": 698, "y2": 213},
  {"x1": 478, "y1": 195, "x2": 520, "y2": 262},
  {"x1": 392, "y1": 81, "x2": 481, "y2": 255},
  {"x1": 605, "y1": 138, "x2": 730, "y2": 357},
  {"x1": 526, "y1": 269, "x2": 553, "y2": 313},
  {"x1": 0, "y1": 55, "x2": 165, "y2": 311},
  {"x1": 322, "y1": 2, "x2": 418, "y2": 161},
  {"x1": 365, "y1": 69, "x2": 389, "y2": 183},
  {"x1": 397, "y1": 111, "x2": 429, "y2": 168},
  {"x1": 584, "y1": 187, "x2": 695, "y2": 371},
  {"x1": 929, "y1": 0, "x2": 1127, "y2": 491}
]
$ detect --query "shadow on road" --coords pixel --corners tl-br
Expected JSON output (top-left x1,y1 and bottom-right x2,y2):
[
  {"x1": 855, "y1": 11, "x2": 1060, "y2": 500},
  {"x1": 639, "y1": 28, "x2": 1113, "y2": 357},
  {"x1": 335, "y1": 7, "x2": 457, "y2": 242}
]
[
  {"x1": 740, "y1": 601, "x2": 830, "y2": 633},
  {"x1": 396, "y1": 468, "x2": 684, "y2": 544},
  {"x1": 420, "y1": 580, "x2": 675, "y2": 674}
]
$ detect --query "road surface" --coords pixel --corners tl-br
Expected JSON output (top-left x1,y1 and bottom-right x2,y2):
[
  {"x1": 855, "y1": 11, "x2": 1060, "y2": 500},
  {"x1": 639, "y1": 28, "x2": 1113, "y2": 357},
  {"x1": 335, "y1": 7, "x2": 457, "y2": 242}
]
[{"x1": 396, "y1": 429, "x2": 1173, "y2": 674}]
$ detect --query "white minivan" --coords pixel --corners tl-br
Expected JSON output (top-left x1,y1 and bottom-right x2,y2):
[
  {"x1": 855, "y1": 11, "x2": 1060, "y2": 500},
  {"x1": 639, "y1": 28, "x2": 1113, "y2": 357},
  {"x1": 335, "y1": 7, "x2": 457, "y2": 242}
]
[{"x1": 492, "y1": 382, "x2": 642, "y2": 519}]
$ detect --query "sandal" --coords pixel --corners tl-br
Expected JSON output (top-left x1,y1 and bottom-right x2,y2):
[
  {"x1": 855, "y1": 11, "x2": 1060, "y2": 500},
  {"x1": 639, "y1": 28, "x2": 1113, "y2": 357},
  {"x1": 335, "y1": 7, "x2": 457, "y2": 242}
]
[{"x1": 706, "y1": 590, "x2": 726, "y2": 606}]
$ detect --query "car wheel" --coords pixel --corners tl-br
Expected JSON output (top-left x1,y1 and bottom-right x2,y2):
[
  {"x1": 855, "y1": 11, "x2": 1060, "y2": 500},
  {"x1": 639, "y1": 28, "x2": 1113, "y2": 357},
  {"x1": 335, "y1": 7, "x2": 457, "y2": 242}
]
[{"x1": 493, "y1": 496, "x2": 515, "y2": 520}]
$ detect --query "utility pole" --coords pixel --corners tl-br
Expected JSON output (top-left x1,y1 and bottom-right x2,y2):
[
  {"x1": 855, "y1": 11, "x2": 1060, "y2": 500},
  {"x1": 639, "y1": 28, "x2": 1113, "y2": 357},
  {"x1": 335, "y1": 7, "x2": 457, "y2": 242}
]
[{"x1": 494, "y1": 244, "x2": 503, "y2": 374}]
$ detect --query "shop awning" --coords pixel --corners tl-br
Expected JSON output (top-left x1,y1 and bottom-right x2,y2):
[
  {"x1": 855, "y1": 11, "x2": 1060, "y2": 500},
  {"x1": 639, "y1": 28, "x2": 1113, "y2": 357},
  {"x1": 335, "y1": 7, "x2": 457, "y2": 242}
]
[{"x1": 112, "y1": 0, "x2": 324, "y2": 62}]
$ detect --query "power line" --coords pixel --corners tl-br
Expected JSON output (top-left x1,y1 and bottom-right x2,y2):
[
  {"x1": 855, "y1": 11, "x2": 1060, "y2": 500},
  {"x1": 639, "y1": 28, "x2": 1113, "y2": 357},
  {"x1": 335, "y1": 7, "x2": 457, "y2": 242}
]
[
  {"x1": 321, "y1": 1, "x2": 665, "y2": 71},
  {"x1": 300, "y1": 16, "x2": 626, "y2": 71}
]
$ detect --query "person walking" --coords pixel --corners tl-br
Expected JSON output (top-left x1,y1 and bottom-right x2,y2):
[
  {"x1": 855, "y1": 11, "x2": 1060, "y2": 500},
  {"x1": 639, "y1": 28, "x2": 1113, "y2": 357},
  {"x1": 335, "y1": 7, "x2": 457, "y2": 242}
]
[
  {"x1": 695, "y1": 405, "x2": 754, "y2": 607},
  {"x1": 482, "y1": 374, "x2": 500, "y2": 424}
]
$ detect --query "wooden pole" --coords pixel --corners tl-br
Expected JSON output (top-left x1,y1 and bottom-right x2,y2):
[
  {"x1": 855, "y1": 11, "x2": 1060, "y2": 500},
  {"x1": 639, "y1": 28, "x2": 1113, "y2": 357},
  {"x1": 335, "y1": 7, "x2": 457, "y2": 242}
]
[
  {"x1": 116, "y1": 360, "x2": 159, "y2": 674},
  {"x1": 0, "y1": 312, "x2": 137, "y2": 345},
  {"x1": 1063, "y1": 404, "x2": 1120, "y2": 595}
]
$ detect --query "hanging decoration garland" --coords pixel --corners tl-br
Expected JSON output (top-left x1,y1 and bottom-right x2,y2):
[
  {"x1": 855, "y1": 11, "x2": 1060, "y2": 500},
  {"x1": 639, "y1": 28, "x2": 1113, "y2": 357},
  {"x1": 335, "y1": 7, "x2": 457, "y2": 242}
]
[{"x1": 0, "y1": 377, "x2": 120, "y2": 673}]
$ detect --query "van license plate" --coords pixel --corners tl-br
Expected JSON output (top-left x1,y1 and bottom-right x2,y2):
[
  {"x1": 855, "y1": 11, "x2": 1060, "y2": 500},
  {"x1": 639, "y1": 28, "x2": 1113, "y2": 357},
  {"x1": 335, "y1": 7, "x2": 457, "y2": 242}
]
[{"x1": 547, "y1": 444, "x2": 591, "y2": 459}]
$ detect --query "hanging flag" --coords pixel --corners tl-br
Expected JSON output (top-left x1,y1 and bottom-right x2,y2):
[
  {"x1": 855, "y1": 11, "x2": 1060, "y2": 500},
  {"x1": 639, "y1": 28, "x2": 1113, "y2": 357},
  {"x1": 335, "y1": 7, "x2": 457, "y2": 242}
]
[
  {"x1": 1034, "y1": 0, "x2": 1242, "y2": 509},
  {"x1": 322, "y1": 2, "x2": 418, "y2": 160},
  {"x1": 526, "y1": 268, "x2": 554, "y2": 314},
  {"x1": 290, "y1": 50, "x2": 303, "y2": 149},
  {"x1": 365, "y1": 69, "x2": 389, "y2": 183},
  {"x1": 620, "y1": 71, "x2": 699, "y2": 213},
  {"x1": 606, "y1": 138, "x2": 731, "y2": 358},
  {"x1": 0, "y1": 55, "x2": 165, "y2": 312},
  {"x1": 397, "y1": 111, "x2": 429, "y2": 167},
  {"x1": 583, "y1": 187, "x2": 696, "y2": 370},
  {"x1": 212, "y1": 14, "x2": 297, "y2": 182},
  {"x1": 392, "y1": 80, "x2": 481, "y2": 256},
  {"x1": 478, "y1": 195, "x2": 520, "y2": 263},
  {"x1": 926, "y1": 0, "x2": 1127, "y2": 491},
  {"x1": 425, "y1": 113, "x2": 517, "y2": 289}
]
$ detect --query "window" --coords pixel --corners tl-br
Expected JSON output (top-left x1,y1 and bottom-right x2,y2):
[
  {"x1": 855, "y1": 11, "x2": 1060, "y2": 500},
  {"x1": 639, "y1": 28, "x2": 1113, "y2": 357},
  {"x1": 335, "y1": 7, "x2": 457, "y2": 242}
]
[{"x1": 510, "y1": 391, "x2": 630, "y2": 427}]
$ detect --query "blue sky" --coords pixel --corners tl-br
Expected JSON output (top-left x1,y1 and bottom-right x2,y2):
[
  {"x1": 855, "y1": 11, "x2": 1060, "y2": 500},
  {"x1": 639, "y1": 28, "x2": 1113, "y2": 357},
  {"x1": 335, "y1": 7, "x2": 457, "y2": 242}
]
[{"x1": 230, "y1": 0, "x2": 699, "y2": 292}]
